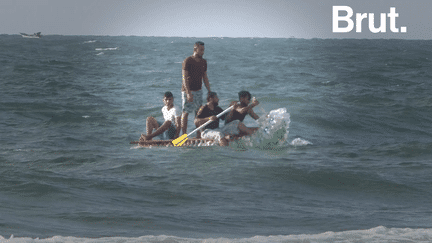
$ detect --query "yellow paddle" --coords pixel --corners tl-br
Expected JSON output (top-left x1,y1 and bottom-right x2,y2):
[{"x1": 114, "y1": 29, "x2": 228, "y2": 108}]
[{"x1": 172, "y1": 105, "x2": 235, "y2": 146}]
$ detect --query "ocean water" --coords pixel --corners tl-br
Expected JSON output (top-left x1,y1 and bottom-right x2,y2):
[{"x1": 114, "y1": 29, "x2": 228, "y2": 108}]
[{"x1": 1, "y1": 35, "x2": 431, "y2": 242}]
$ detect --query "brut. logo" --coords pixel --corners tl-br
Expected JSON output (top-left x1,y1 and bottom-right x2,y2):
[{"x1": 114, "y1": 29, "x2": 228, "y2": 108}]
[{"x1": 333, "y1": 6, "x2": 407, "y2": 33}]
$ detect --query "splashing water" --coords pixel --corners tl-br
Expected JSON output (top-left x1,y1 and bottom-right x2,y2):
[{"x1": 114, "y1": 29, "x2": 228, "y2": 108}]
[
  {"x1": 291, "y1": 137, "x2": 313, "y2": 146},
  {"x1": 237, "y1": 108, "x2": 291, "y2": 149}
]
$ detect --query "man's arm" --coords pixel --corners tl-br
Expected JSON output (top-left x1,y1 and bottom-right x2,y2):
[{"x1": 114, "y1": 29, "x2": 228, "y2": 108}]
[
  {"x1": 247, "y1": 98, "x2": 260, "y2": 120},
  {"x1": 194, "y1": 105, "x2": 217, "y2": 127},
  {"x1": 202, "y1": 71, "x2": 211, "y2": 92},
  {"x1": 248, "y1": 109, "x2": 260, "y2": 120},
  {"x1": 225, "y1": 101, "x2": 239, "y2": 122},
  {"x1": 194, "y1": 115, "x2": 217, "y2": 127},
  {"x1": 235, "y1": 98, "x2": 259, "y2": 115},
  {"x1": 182, "y1": 69, "x2": 193, "y2": 102}
]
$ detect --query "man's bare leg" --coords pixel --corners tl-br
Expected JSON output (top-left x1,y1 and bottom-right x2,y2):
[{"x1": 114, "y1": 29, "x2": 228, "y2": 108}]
[
  {"x1": 237, "y1": 122, "x2": 259, "y2": 136},
  {"x1": 219, "y1": 137, "x2": 229, "y2": 146},
  {"x1": 181, "y1": 112, "x2": 189, "y2": 135},
  {"x1": 193, "y1": 118, "x2": 202, "y2": 139},
  {"x1": 140, "y1": 116, "x2": 159, "y2": 141},
  {"x1": 146, "y1": 117, "x2": 159, "y2": 136}
]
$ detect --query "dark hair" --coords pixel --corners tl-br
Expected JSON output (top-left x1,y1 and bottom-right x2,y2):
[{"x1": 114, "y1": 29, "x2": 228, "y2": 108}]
[
  {"x1": 164, "y1": 91, "x2": 173, "y2": 98},
  {"x1": 194, "y1": 41, "x2": 205, "y2": 52},
  {"x1": 238, "y1": 91, "x2": 251, "y2": 100},
  {"x1": 207, "y1": 92, "x2": 218, "y2": 101}
]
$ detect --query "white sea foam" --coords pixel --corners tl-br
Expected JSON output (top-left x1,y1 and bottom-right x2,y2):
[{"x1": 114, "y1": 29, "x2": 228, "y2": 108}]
[
  {"x1": 2, "y1": 227, "x2": 431, "y2": 242},
  {"x1": 95, "y1": 47, "x2": 118, "y2": 51},
  {"x1": 291, "y1": 138, "x2": 312, "y2": 146},
  {"x1": 83, "y1": 40, "x2": 97, "y2": 43}
]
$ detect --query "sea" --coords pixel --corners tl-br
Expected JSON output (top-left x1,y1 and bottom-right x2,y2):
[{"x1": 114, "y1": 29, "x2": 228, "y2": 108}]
[{"x1": 1, "y1": 35, "x2": 431, "y2": 242}]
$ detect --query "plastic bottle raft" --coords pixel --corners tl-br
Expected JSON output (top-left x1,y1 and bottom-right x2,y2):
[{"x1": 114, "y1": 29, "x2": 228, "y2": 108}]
[{"x1": 130, "y1": 138, "x2": 217, "y2": 147}]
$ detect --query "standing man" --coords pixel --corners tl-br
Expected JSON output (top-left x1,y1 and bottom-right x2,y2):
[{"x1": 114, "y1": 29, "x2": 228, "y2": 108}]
[{"x1": 181, "y1": 41, "x2": 211, "y2": 135}]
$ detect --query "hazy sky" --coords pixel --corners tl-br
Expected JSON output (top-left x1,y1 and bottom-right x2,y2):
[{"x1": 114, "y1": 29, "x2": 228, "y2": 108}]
[{"x1": 1, "y1": 0, "x2": 431, "y2": 39}]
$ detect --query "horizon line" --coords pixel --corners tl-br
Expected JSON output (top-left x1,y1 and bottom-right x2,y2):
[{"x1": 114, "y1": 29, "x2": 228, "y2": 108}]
[{"x1": 3, "y1": 33, "x2": 430, "y2": 40}]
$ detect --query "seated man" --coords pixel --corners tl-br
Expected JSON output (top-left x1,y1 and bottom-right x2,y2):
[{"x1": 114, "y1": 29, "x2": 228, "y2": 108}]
[
  {"x1": 194, "y1": 92, "x2": 257, "y2": 146},
  {"x1": 225, "y1": 90, "x2": 260, "y2": 135},
  {"x1": 140, "y1": 91, "x2": 181, "y2": 141}
]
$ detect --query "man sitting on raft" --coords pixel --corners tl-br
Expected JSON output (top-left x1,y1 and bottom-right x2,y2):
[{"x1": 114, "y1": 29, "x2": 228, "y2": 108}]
[
  {"x1": 225, "y1": 90, "x2": 260, "y2": 135},
  {"x1": 194, "y1": 92, "x2": 258, "y2": 146},
  {"x1": 140, "y1": 91, "x2": 181, "y2": 141}
]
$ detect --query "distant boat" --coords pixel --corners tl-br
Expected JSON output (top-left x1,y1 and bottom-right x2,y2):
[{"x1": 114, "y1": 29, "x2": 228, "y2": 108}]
[{"x1": 20, "y1": 32, "x2": 42, "y2": 38}]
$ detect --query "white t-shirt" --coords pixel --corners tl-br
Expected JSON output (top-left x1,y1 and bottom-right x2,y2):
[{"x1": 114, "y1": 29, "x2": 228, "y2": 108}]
[{"x1": 162, "y1": 105, "x2": 180, "y2": 124}]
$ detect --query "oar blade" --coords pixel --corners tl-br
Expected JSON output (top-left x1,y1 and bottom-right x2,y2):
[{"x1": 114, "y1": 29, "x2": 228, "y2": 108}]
[
  {"x1": 172, "y1": 134, "x2": 188, "y2": 146},
  {"x1": 176, "y1": 137, "x2": 188, "y2": 146}
]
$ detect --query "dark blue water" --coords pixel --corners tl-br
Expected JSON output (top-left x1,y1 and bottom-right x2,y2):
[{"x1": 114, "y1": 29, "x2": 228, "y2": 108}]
[{"x1": 1, "y1": 35, "x2": 431, "y2": 242}]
